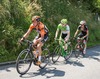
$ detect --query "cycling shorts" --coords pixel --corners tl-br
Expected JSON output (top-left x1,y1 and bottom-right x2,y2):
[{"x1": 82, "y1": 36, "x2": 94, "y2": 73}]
[
  {"x1": 78, "y1": 33, "x2": 88, "y2": 42},
  {"x1": 61, "y1": 33, "x2": 67, "y2": 40},
  {"x1": 35, "y1": 32, "x2": 48, "y2": 43}
]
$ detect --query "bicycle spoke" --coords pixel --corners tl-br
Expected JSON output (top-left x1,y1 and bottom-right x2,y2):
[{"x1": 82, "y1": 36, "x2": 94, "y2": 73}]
[
  {"x1": 39, "y1": 48, "x2": 50, "y2": 69},
  {"x1": 16, "y1": 49, "x2": 32, "y2": 75},
  {"x1": 52, "y1": 45, "x2": 61, "y2": 63}
]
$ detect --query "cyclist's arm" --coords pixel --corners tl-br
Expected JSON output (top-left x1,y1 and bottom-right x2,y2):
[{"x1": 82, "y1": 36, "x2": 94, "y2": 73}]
[
  {"x1": 55, "y1": 28, "x2": 59, "y2": 39},
  {"x1": 21, "y1": 24, "x2": 35, "y2": 40},
  {"x1": 74, "y1": 29, "x2": 79, "y2": 38},
  {"x1": 21, "y1": 29, "x2": 31, "y2": 40}
]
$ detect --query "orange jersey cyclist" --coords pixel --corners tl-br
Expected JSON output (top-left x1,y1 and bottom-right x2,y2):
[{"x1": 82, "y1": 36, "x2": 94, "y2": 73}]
[{"x1": 20, "y1": 15, "x2": 49, "y2": 65}]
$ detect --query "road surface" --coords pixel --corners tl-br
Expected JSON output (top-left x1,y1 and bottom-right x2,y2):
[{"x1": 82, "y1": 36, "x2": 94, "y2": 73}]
[{"x1": 0, "y1": 46, "x2": 100, "y2": 79}]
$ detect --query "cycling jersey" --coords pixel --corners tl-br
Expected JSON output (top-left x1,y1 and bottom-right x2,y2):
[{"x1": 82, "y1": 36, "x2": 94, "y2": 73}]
[
  {"x1": 77, "y1": 25, "x2": 88, "y2": 41},
  {"x1": 78, "y1": 25, "x2": 88, "y2": 36},
  {"x1": 29, "y1": 22, "x2": 48, "y2": 37},
  {"x1": 57, "y1": 23, "x2": 70, "y2": 40},
  {"x1": 57, "y1": 23, "x2": 70, "y2": 34}
]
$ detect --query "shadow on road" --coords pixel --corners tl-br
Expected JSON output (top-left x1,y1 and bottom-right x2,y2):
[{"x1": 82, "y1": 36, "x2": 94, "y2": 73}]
[
  {"x1": 87, "y1": 51, "x2": 100, "y2": 62},
  {"x1": 52, "y1": 58, "x2": 85, "y2": 67},
  {"x1": 86, "y1": 46, "x2": 100, "y2": 62},
  {"x1": 66, "y1": 59, "x2": 84, "y2": 67},
  {"x1": 21, "y1": 67, "x2": 65, "y2": 78},
  {"x1": 0, "y1": 64, "x2": 15, "y2": 72}
]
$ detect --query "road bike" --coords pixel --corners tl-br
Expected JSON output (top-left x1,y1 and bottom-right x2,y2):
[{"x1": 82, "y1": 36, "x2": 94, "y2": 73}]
[
  {"x1": 73, "y1": 37, "x2": 85, "y2": 58},
  {"x1": 16, "y1": 39, "x2": 50, "y2": 75},
  {"x1": 52, "y1": 38, "x2": 73, "y2": 63}
]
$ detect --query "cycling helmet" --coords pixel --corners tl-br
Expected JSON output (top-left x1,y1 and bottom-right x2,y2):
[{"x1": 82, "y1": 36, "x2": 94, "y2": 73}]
[
  {"x1": 61, "y1": 19, "x2": 68, "y2": 24},
  {"x1": 32, "y1": 15, "x2": 40, "y2": 22},
  {"x1": 80, "y1": 20, "x2": 86, "y2": 25}
]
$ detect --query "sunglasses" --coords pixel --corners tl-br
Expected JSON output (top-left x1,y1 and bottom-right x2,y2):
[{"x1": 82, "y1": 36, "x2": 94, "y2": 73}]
[
  {"x1": 61, "y1": 23, "x2": 66, "y2": 25},
  {"x1": 32, "y1": 18, "x2": 40, "y2": 22}
]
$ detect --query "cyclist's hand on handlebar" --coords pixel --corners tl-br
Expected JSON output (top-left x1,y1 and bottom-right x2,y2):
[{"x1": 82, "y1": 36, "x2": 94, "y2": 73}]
[
  {"x1": 19, "y1": 37, "x2": 25, "y2": 45},
  {"x1": 18, "y1": 40, "x2": 22, "y2": 46},
  {"x1": 54, "y1": 37, "x2": 56, "y2": 40},
  {"x1": 54, "y1": 37, "x2": 57, "y2": 41},
  {"x1": 54, "y1": 38, "x2": 57, "y2": 43}
]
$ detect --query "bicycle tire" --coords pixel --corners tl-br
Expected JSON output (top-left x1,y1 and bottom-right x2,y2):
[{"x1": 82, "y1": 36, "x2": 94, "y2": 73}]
[
  {"x1": 74, "y1": 43, "x2": 85, "y2": 58},
  {"x1": 39, "y1": 48, "x2": 50, "y2": 69},
  {"x1": 16, "y1": 49, "x2": 32, "y2": 75},
  {"x1": 52, "y1": 45, "x2": 61, "y2": 63},
  {"x1": 64, "y1": 44, "x2": 73, "y2": 60}
]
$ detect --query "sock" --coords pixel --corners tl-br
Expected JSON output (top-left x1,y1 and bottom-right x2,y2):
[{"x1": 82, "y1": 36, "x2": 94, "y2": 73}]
[
  {"x1": 38, "y1": 56, "x2": 41, "y2": 62},
  {"x1": 83, "y1": 47, "x2": 86, "y2": 54}
]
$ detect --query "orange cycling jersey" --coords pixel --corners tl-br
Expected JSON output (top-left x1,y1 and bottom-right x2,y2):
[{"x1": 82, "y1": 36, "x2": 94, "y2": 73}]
[{"x1": 29, "y1": 22, "x2": 48, "y2": 37}]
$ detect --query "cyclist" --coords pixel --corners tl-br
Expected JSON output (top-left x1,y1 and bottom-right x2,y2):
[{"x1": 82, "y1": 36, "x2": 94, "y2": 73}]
[
  {"x1": 20, "y1": 15, "x2": 49, "y2": 65},
  {"x1": 74, "y1": 20, "x2": 89, "y2": 56},
  {"x1": 54, "y1": 19, "x2": 70, "y2": 51}
]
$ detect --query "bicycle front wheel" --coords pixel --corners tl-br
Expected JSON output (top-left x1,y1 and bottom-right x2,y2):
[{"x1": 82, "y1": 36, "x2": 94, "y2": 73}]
[
  {"x1": 39, "y1": 48, "x2": 50, "y2": 69},
  {"x1": 52, "y1": 45, "x2": 61, "y2": 63},
  {"x1": 74, "y1": 49, "x2": 81, "y2": 58},
  {"x1": 74, "y1": 44, "x2": 81, "y2": 58},
  {"x1": 16, "y1": 49, "x2": 32, "y2": 75},
  {"x1": 64, "y1": 44, "x2": 73, "y2": 60}
]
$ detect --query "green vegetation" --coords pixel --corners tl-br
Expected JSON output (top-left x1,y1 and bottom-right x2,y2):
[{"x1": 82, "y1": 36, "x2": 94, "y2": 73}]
[{"x1": 0, "y1": 0, "x2": 100, "y2": 62}]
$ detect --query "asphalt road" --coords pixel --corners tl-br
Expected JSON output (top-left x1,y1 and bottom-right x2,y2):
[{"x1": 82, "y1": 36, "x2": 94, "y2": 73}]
[{"x1": 0, "y1": 46, "x2": 100, "y2": 79}]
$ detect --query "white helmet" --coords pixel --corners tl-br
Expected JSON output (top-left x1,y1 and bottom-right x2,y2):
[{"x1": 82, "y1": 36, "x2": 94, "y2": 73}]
[{"x1": 80, "y1": 20, "x2": 86, "y2": 25}]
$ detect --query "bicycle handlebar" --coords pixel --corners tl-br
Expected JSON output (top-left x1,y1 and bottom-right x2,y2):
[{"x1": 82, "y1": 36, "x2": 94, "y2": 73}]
[
  {"x1": 23, "y1": 39, "x2": 33, "y2": 44},
  {"x1": 22, "y1": 39, "x2": 38, "y2": 49},
  {"x1": 19, "y1": 39, "x2": 33, "y2": 46}
]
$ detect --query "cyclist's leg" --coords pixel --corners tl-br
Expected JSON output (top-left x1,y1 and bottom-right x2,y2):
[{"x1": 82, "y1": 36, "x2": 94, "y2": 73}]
[
  {"x1": 83, "y1": 37, "x2": 87, "y2": 55},
  {"x1": 37, "y1": 42, "x2": 43, "y2": 59},
  {"x1": 64, "y1": 38, "x2": 69, "y2": 51},
  {"x1": 33, "y1": 34, "x2": 40, "y2": 45},
  {"x1": 77, "y1": 33, "x2": 83, "y2": 48},
  {"x1": 32, "y1": 37, "x2": 39, "y2": 58},
  {"x1": 36, "y1": 33, "x2": 48, "y2": 65},
  {"x1": 61, "y1": 33, "x2": 68, "y2": 50}
]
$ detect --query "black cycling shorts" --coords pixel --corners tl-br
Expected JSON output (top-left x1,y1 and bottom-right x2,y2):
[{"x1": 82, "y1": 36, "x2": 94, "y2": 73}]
[
  {"x1": 78, "y1": 33, "x2": 88, "y2": 41},
  {"x1": 35, "y1": 33, "x2": 48, "y2": 43},
  {"x1": 61, "y1": 33, "x2": 67, "y2": 40}
]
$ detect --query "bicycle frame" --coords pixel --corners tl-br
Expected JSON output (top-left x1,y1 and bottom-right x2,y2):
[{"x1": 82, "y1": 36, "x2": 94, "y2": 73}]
[
  {"x1": 16, "y1": 39, "x2": 50, "y2": 75},
  {"x1": 56, "y1": 39, "x2": 72, "y2": 57},
  {"x1": 56, "y1": 39, "x2": 67, "y2": 56},
  {"x1": 52, "y1": 38, "x2": 72, "y2": 63}
]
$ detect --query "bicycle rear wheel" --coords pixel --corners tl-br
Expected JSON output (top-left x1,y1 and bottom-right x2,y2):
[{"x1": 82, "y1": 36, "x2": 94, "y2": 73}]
[
  {"x1": 16, "y1": 49, "x2": 32, "y2": 75},
  {"x1": 52, "y1": 45, "x2": 61, "y2": 63},
  {"x1": 39, "y1": 48, "x2": 50, "y2": 69},
  {"x1": 64, "y1": 44, "x2": 73, "y2": 60}
]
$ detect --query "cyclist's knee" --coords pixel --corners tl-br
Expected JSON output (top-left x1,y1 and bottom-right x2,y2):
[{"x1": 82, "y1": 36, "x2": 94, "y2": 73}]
[{"x1": 37, "y1": 43, "x2": 43, "y2": 49}]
